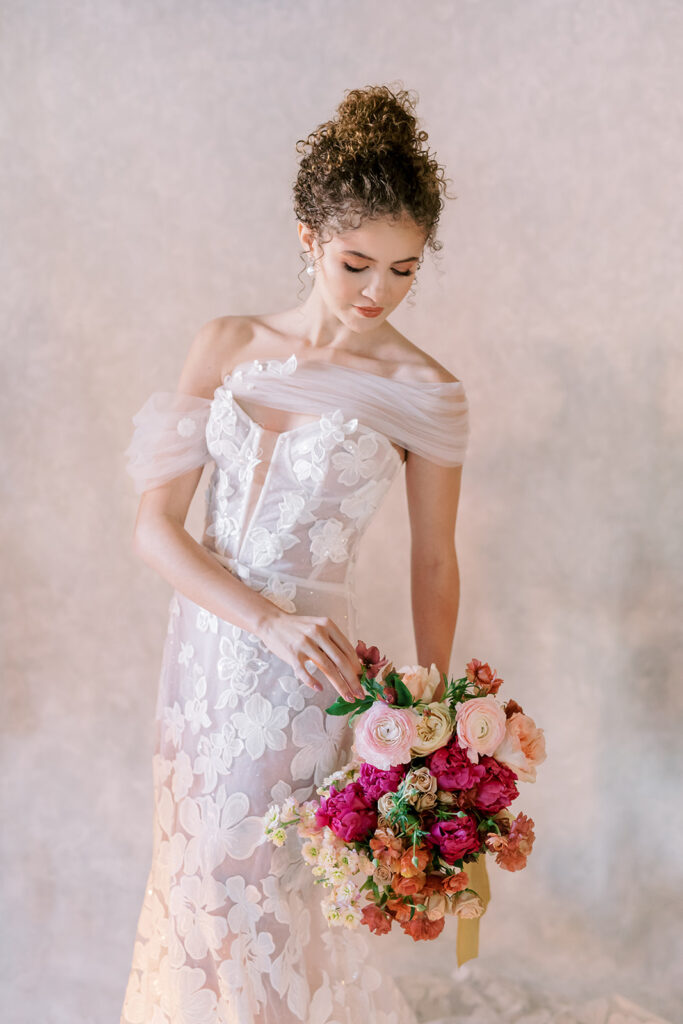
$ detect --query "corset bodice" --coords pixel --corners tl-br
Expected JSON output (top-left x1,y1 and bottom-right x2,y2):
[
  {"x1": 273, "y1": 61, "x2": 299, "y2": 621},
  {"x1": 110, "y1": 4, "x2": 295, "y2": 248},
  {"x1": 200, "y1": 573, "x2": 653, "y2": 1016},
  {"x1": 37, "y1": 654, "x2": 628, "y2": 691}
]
[{"x1": 199, "y1": 377, "x2": 403, "y2": 612}]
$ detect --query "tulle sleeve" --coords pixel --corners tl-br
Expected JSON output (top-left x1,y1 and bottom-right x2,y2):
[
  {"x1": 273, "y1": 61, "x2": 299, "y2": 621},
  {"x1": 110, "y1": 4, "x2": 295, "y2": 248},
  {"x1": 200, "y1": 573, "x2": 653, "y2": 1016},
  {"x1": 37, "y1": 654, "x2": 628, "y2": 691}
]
[{"x1": 124, "y1": 391, "x2": 214, "y2": 494}]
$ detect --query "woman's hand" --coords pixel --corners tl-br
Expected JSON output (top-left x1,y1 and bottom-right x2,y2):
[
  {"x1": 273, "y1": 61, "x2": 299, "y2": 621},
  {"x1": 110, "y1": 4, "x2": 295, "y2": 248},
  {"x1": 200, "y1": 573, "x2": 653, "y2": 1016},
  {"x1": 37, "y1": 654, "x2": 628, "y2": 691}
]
[{"x1": 258, "y1": 609, "x2": 365, "y2": 701}]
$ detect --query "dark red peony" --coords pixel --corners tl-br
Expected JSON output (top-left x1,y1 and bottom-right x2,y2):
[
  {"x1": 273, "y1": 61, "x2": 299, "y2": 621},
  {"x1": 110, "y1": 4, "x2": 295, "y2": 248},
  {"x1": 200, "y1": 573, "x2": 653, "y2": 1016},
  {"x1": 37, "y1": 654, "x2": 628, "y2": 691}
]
[
  {"x1": 426, "y1": 738, "x2": 487, "y2": 791},
  {"x1": 314, "y1": 781, "x2": 378, "y2": 842},
  {"x1": 427, "y1": 814, "x2": 481, "y2": 864},
  {"x1": 473, "y1": 755, "x2": 519, "y2": 813},
  {"x1": 358, "y1": 761, "x2": 407, "y2": 802}
]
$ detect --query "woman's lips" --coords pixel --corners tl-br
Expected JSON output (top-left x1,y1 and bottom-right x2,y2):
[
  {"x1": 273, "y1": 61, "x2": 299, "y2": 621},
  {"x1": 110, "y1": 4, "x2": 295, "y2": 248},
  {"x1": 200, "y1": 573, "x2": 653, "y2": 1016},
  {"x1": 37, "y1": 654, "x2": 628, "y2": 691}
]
[{"x1": 355, "y1": 305, "x2": 384, "y2": 317}]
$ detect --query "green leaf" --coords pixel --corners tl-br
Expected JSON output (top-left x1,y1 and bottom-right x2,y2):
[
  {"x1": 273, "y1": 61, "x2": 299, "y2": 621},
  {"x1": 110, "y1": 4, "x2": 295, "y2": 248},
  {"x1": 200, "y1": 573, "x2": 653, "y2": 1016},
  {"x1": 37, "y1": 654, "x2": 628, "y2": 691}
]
[
  {"x1": 393, "y1": 676, "x2": 415, "y2": 707},
  {"x1": 325, "y1": 695, "x2": 373, "y2": 717},
  {"x1": 325, "y1": 699, "x2": 356, "y2": 715}
]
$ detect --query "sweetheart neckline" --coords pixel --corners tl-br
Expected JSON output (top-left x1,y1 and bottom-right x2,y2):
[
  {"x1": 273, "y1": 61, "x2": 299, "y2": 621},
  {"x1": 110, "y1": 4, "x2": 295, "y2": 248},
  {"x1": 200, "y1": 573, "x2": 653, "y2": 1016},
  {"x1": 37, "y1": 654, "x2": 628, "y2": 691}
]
[{"x1": 214, "y1": 379, "x2": 405, "y2": 466}]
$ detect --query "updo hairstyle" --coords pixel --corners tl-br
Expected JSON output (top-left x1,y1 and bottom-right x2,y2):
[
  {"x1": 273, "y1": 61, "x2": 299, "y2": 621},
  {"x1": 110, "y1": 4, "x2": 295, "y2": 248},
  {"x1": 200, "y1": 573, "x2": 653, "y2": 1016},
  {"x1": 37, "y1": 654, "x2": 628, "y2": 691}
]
[{"x1": 292, "y1": 83, "x2": 454, "y2": 269}]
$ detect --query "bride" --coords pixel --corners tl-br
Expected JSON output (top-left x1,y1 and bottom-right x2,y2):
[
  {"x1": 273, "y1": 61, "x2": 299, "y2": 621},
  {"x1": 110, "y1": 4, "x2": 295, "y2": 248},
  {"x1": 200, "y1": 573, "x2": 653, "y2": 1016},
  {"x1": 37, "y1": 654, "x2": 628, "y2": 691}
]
[{"x1": 120, "y1": 84, "x2": 479, "y2": 1024}]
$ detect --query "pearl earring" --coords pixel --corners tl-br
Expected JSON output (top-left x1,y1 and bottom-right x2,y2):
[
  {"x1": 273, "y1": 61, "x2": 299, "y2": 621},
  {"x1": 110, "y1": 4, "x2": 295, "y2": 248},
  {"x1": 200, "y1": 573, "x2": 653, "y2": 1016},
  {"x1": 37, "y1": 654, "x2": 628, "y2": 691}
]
[{"x1": 306, "y1": 251, "x2": 315, "y2": 277}]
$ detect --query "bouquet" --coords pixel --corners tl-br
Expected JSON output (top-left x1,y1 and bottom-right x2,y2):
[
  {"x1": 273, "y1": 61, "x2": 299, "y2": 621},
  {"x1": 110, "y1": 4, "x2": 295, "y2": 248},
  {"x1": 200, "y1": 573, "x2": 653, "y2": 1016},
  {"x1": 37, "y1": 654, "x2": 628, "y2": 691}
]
[{"x1": 263, "y1": 641, "x2": 547, "y2": 941}]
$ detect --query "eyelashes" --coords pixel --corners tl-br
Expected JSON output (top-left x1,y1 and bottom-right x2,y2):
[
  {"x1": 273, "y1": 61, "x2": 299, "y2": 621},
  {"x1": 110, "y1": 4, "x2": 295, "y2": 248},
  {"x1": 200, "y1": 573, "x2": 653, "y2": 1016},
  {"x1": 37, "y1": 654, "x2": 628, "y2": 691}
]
[{"x1": 342, "y1": 262, "x2": 413, "y2": 278}]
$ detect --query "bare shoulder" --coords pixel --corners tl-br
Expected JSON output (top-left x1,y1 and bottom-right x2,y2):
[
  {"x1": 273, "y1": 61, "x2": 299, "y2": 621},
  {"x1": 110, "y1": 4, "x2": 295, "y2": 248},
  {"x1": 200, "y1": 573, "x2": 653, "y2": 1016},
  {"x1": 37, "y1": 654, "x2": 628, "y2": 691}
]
[
  {"x1": 383, "y1": 331, "x2": 462, "y2": 384},
  {"x1": 175, "y1": 315, "x2": 258, "y2": 398}
]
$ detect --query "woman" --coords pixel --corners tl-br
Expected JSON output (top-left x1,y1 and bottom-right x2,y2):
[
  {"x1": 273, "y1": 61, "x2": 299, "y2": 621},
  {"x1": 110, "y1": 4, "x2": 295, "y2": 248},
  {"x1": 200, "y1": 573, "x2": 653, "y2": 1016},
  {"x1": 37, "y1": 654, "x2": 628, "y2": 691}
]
[{"x1": 120, "y1": 84, "x2": 479, "y2": 1024}]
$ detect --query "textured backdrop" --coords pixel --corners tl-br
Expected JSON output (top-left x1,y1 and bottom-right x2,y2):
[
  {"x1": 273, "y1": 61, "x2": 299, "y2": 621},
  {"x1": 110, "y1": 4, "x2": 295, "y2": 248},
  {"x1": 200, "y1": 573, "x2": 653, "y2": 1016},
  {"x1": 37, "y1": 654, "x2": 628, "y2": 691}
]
[{"x1": 2, "y1": 1, "x2": 681, "y2": 1021}]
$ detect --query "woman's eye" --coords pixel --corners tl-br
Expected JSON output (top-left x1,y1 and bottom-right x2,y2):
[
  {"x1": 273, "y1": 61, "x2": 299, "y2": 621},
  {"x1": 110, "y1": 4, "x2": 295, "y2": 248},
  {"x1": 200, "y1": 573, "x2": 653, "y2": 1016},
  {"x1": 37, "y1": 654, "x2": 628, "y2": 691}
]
[{"x1": 342, "y1": 262, "x2": 413, "y2": 277}]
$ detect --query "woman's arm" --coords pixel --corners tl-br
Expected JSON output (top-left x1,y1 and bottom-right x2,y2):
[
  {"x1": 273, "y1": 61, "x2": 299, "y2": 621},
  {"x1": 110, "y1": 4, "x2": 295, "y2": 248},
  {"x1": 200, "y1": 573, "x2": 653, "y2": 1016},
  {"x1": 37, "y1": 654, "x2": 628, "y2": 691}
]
[
  {"x1": 405, "y1": 450, "x2": 464, "y2": 699},
  {"x1": 131, "y1": 317, "x2": 363, "y2": 699},
  {"x1": 132, "y1": 316, "x2": 281, "y2": 639}
]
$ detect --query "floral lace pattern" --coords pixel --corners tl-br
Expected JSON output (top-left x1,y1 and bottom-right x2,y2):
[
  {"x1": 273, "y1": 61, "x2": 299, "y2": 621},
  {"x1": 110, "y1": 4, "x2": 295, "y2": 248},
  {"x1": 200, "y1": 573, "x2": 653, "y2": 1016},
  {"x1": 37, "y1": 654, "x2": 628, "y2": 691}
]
[{"x1": 121, "y1": 359, "x2": 416, "y2": 1023}]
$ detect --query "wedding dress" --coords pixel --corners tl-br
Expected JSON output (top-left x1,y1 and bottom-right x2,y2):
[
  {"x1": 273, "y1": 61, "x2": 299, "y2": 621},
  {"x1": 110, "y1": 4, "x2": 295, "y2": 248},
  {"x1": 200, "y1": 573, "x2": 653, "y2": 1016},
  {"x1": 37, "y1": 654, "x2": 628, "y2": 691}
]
[
  {"x1": 119, "y1": 352, "x2": 672, "y2": 1024},
  {"x1": 119, "y1": 351, "x2": 474, "y2": 1024}
]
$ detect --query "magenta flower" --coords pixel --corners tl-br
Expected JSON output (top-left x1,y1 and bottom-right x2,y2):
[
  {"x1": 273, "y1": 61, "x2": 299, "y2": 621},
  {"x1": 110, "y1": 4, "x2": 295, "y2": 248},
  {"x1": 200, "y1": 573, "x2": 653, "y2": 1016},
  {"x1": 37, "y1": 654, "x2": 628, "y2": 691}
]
[
  {"x1": 426, "y1": 738, "x2": 487, "y2": 791},
  {"x1": 358, "y1": 761, "x2": 407, "y2": 802},
  {"x1": 428, "y1": 815, "x2": 481, "y2": 864},
  {"x1": 473, "y1": 756, "x2": 519, "y2": 813},
  {"x1": 314, "y1": 782, "x2": 378, "y2": 842}
]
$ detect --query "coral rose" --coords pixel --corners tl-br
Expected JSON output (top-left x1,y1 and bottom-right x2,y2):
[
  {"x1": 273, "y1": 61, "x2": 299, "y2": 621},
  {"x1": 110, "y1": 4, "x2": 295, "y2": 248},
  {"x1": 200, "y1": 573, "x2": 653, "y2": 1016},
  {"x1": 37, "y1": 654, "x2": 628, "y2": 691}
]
[
  {"x1": 492, "y1": 712, "x2": 547, "y2": 782},
  {"x1": 455, "y1": 695, "x2": 507, "y2": 763},
  {"x1": 399, "y1": 845, "x2": 430, "y2": 877},
  {"x1": 397, "y1": 663, "x2": 442, "y2": 702},
  {"x1": 353, "y1": 702, "x2": 419, "y2": 770},
  {"x1": 442, "y1": 870, "x2": 470, "y2": 894},
  {"x1": 360, "y1": 904, "x2": 392, "y2": 935},
  {"x1": 385, "y1": 897, "x2": 412, "y2": 923},
  {"x1": 393, "y1": 872, "x2": 425, "y2": 896},
  {"x1": 401, "y1": 912, "x2": 445, "y2": 941},
  {"x1": 486, "y1": 811, "x2": 536, "y2": 871},
  {"x1": 369, "y1": 827, "x2": 405, "y2": 868},
  {"x1": 411, "y1": 704, "x2": 454, "y2": 756}
]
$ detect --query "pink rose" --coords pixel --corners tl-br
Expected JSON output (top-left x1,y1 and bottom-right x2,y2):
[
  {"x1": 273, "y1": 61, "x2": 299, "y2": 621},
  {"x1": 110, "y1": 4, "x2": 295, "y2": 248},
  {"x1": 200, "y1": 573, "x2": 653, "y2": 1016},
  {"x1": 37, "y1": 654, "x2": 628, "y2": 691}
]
[
  {"x1": 314, "y1": 782, "x2": 377, "y2": 842},
  {"x1": 492, "y1": 712, "x2": 547, "y2": 782},
  {"x1": 455, "y1": 695, "x2": 507, "y2": 763},
  {"x1": 353, "y1": 702, "x2": 419, "y2": 770},
  {"x1": 358, "y1": 761, "x2": 407, "y2": 801},
  {"x1": 473, "y1": 755, "x2": 519, "y2": 812},
  {"x1": 427, "y1": 815, "x2": 481, "y2": 864}
]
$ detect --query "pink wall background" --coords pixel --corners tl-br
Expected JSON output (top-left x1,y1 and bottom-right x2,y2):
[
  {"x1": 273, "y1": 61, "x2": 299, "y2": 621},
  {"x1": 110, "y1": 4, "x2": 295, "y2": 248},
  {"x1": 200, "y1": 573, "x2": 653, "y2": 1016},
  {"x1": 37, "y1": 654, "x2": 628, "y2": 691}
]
[{"x1": 2, "y1": 1, "x2": 681, "y2": 1020}]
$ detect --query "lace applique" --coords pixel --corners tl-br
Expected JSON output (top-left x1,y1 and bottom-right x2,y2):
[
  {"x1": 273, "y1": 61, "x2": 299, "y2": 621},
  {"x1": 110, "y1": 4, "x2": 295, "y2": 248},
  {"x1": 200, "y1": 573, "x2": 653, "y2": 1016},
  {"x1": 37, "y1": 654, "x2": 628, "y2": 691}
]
[
  {"x1": 308, "y1": 517, "x2": 353, "y2": 566},
  {"x1": 332, "y1": 432, "x2": 381, "y2": 485},
  {"x1": 214, "y1": 625, "x2": 269, "y2": 710},
  {"x1": 232, "y1": 693, "x2": 291, "y2": 760},
  {"x1": 229, "y1": 353, "x2": 298, "y2": 391}
]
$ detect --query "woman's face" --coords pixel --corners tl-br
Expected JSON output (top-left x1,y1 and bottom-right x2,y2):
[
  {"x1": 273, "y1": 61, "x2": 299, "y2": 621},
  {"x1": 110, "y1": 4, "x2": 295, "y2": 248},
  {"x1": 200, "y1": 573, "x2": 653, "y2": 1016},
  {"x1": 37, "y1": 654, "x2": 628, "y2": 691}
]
[{"x1": 307, "y1": 213, "x2": 426, "y2": 331}]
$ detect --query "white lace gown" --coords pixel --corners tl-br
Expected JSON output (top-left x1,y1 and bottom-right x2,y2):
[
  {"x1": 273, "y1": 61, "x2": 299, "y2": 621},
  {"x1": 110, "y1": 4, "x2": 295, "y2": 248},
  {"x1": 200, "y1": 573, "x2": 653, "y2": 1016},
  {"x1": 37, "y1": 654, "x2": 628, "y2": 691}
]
[{"x1": 119, "y1": 353, "x2": 471, "y2": 1024}]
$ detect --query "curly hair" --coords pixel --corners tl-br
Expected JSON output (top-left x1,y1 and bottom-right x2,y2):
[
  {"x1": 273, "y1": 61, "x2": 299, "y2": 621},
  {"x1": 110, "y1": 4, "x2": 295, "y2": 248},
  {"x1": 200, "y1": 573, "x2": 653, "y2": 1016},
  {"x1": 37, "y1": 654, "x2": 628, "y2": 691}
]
[{"x1": 293, "y1": 83, "x2": 454, "y2": 257}]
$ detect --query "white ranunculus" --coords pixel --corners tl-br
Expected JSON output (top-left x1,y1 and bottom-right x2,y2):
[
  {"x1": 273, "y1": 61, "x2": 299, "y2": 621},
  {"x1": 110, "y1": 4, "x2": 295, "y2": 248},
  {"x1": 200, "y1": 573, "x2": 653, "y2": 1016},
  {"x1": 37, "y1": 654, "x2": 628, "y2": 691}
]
[{"x1": 410, "y1": 703, "x2": 454, "y2": 756}]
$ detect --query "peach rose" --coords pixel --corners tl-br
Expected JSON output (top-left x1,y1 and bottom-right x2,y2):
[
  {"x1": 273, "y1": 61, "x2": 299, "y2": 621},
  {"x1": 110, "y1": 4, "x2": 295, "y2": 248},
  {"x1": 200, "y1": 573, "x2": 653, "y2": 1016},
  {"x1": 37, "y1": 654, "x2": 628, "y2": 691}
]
[
  {"x1": 373, "y1": 863, "x2": 394, "y2": 886},
  {"x1": 424, "y1": 891, "x2": 447, "y2": 921},
  {"x1": 397, "y1": 663, "x2": 442, "y2": 703},
  {"x1": 455, "y1": 695, "x2": 508, "y2": 764},
  {"x1": 451, "y1": 889, "x2": 485, "y2": 919},
  {"x1": 353, "y1": 702, "x2": 419, "y2": 770},
  {"x1": 492, "y1": 712, "x2": 547, "y2": 782}
]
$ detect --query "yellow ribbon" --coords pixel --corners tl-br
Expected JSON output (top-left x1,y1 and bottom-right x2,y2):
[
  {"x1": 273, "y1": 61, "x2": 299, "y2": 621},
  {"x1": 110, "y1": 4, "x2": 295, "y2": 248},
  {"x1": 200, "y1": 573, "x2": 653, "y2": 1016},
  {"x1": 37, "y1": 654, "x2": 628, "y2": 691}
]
[{"x1": 455, "y1": 854, "x2": 492, "y2": 966}]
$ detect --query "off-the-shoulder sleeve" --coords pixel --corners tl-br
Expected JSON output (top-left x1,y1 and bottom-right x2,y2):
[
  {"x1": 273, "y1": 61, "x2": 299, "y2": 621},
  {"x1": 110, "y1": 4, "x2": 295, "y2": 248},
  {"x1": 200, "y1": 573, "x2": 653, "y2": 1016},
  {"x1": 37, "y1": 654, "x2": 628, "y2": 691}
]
[{"x1": 124, "y1": 391, "x2": 214, "y2": 494}]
